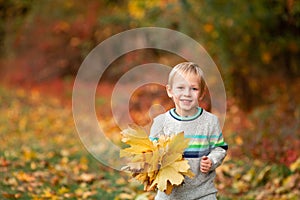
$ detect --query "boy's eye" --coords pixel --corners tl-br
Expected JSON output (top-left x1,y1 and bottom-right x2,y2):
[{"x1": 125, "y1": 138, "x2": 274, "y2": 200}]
[
  {"x1": 177, "y1": 86, "x2": 184, "y2": 90},
  {"x1": 192, "y1": 88, "x2": 199, "y2": 91}
]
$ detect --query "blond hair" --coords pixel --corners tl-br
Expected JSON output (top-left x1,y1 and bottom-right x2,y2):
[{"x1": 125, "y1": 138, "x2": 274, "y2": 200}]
[{"x1": 168, "y1": 62, "x2": 206, "y2": 97}]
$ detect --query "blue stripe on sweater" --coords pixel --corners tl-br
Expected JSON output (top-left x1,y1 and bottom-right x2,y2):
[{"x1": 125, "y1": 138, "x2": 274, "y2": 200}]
[{"x1": 183, "y1": 150, "x2": 210, "y2": 158}]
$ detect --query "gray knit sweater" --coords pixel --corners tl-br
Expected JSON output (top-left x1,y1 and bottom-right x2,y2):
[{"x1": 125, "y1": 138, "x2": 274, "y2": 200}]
[{"x1": 149, "y1": 107, "x2": 228, "y2": 200}]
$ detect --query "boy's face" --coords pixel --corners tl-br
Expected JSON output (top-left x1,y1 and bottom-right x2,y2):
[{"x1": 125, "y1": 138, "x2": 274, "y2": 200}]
[{"x1": 167, "y1": 72, "x2": 201, "y2": 117}]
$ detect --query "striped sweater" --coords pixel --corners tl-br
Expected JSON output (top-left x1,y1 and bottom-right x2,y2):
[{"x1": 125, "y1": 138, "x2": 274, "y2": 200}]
[{"x1": 150, "y1": 107, "x2": 228, "y2": 200}]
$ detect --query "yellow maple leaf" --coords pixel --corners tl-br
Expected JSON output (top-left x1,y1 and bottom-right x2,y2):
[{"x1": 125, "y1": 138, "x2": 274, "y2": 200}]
[
  {"x1": 160, "y1": 132, "x2": 190, "y2": 168},
  {"x1": 121, "y1": 124, "x2": 149, "y2": 140},
  {"x1": 167, "y1": 132, "x2": 190, "y2": 153},
  {"x1": 170, "y1": 160, "x2": 193, "y2": 174},
  {"x1": 120, "y1": 126, "x2": 194, "y2": 194},
  {"x1": 120, "y1": 125, "x2": 155, "y2": 157},
  {"x1": 150, "y1": 165, "x2": 184, "y2": 191}
]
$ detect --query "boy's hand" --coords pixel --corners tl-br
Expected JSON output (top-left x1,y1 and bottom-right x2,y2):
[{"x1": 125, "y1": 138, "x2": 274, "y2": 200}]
[{"x1": 200, "y1": 156, "x2": 212, "y2": 173}]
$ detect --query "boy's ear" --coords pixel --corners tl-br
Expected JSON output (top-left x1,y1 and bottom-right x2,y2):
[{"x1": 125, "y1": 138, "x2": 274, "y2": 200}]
[{"x1": 166, "y1": 85, "x2": 173, "y2": 98}]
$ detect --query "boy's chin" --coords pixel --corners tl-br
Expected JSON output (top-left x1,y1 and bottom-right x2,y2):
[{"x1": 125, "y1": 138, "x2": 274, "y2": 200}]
[
  {"x1": 179, "y1": 106, "x2": 197, "y2": 113},
  {"x1": 179, "y1": 104, "x2": 195, "y2": 110}
]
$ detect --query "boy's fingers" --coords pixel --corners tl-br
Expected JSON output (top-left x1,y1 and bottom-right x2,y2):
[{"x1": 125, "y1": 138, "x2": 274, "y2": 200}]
[
  {"x1": 200, "y1": 167, "x2": 209, "y2": 173},
  {"x1": 201, "y1": 156, "x2": 211, "y2": 163},
  {"x1": 201, "y1": 159, "x2": 211, "y2": 165},
  {"x1": 201, "y1": 156, "x2": 208, "y2": 163},
  {"x1": 202, "y1": 156, "x2": 208, "y2": 160},
  {"x1": 200, "y1": 156, "x2": 212, "y2": 173}
]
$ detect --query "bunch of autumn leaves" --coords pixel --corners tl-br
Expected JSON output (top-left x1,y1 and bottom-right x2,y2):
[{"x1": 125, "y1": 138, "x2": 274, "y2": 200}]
[{"x1": 120, "y1": 125, "x2": 194, "y2": 194}]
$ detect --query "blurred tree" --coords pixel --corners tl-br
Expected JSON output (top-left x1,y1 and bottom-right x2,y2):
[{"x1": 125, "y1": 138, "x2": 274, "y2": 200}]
[
  {"x1": 101, "y1": 0, "x2": 300, "y2": 109},
  {"x1": 184, "y1": 0, "x2": 300, "y2": 110},
  {"x1": 2, "y1": 0, "x2": 299, "y2": 110},
  {"x1": 0, "y1": 0, "x2": 34, "y2": 57}
]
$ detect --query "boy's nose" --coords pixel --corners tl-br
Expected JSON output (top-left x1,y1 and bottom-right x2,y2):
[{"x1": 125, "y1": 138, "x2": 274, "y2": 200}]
[{"x1": 183, "y1": 88, "x2": 191, "y2": 96}]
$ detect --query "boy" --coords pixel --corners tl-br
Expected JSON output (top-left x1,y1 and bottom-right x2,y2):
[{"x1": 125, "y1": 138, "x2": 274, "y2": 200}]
[{"x1": 150, "y1": 62, "x2": 228, "y2": 200}]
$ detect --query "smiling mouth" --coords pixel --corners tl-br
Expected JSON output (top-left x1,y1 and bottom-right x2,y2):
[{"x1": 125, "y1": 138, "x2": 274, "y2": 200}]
[{"x1": 181, "y1": 99, "x2": 192, "y2": 103}]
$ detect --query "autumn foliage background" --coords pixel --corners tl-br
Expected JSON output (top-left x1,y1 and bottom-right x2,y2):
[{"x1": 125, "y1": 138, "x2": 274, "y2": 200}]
[{"x1": 1, "y1": 0, "x2": 300, "y2": 199}]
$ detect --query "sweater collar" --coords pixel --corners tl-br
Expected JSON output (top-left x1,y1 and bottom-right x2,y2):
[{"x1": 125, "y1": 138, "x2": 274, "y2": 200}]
[{"x1": 169, "y1": 107, "x2": 203, "y2": 121}]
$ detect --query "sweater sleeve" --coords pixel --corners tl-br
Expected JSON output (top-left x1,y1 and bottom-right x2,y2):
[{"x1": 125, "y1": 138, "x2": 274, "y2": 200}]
[
  {"x1": 207, "y1": 116, "x2": 228, "y2": 170},
  {"x1": 149, "y1": 114, "x2": 165, "y2": 141}
]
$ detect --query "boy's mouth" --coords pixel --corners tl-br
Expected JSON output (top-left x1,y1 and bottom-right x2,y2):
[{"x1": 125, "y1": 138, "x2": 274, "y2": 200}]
[{"x1": 181, "y1": 99, "x2": 192, "y2": 104}]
